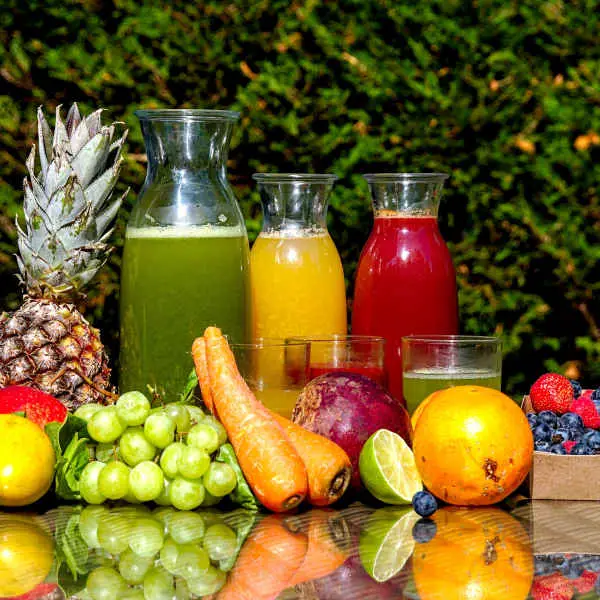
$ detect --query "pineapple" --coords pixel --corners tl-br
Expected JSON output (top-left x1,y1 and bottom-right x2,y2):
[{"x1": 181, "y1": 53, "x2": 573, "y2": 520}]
[{"x1": 0, "y1": 104, "x2": 128, "y2": 410}]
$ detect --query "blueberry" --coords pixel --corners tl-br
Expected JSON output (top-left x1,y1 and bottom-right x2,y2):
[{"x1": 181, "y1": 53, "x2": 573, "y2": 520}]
[
  {"x1": 533, "y1": 423, "x2": 552, "y2": 442},
  {"x1": 585, "y1": 430, "x2": 600, "y2": 452},
  {"x1": 526, "y1": 413, "x2": 538, "y2": 428},
  {"x1": 551, "y1": 428, "x2": 571, "y2": 443},
  {"x1": 592, "y1": 388, "x2": 600, "y2": 401},
  {"x1": 570, "y1": 380, "x2": 582, "y2": 399},
  {"x1": 571, "y1": 442, "x2": 590, "y2": 455},
  {"x1": 593, "y1": 399, "x2": 600, "y2": 414},
  {"x1": 537, "y1": 411, "x2": 558, "y2": 428},
  {"x1": 412, "y1": 518, "x2": 437, "y2": 543},
  {"x1": 550, "y1": 444, "x2": 567, "y2": 454},
  {"x1": 552, "y1": 555, "x2": 569, "y2": 570},
  {"x1": 413, "y1": 491, "x2": 438, "y2": 517},
  {"x1": 559, "y1": 413, "x2": 584, "y2": 431},
  {"x1": 563, "y1": 560, "x2": 585, "y2": 579},
  {"x1": 581, "y1": 555, "x2": 600, "y2": 572},
  {"x1": 534, "y1": 555, "x2": 558, "y2": 576},
  {"x1": 535, "y1": 440, "x2": 551, "y2": 452}
]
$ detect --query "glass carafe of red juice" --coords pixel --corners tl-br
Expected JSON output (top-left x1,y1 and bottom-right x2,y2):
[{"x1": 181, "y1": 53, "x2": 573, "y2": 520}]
[{"x1": 351, "y1": 173, "x2": 458, "y2": 404}]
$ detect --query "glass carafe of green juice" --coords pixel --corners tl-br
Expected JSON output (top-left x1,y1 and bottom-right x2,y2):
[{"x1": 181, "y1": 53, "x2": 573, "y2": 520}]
[{"x1": 119, "y1": 110, "x2": 250, "y2": 396}]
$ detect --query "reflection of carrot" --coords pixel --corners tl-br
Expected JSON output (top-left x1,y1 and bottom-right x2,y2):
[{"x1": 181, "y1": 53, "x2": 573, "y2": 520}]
[
  {"x1": 287, "y1": 510, "x2": 350, "y2": 586},
  {"x1": 192, "y1": 337, "x2": 214, "y2": 414},
  {"x1": 268, "y1": 410, "x2": 352, "y2": 506},
  {"x1": 197, "y1": 327, "x2": 307, "y2": 512},
  {"x1": 218, "y1": 515, "x2": 308, "y2": 600}
]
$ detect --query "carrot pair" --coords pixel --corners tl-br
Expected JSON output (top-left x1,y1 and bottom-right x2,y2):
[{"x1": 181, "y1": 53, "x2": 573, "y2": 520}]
[{"x1": 192, "y1": 327, "x2": 352, "y2": 512}]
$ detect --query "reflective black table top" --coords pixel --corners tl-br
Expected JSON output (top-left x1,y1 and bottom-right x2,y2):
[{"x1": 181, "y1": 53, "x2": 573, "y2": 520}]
[{"x1": 1, "y1": 498, "x2": 599, "y2": 599}]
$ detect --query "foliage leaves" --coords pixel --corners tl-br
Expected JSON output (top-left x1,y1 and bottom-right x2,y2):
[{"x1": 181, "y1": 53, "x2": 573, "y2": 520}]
[{"x1": 1, "y1": 0, "x2": 599, "y2": 393}]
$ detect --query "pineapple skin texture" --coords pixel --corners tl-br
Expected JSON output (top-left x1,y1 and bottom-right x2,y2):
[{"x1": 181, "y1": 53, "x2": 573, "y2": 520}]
[{"x1": 0, "y1": 299, "x2": 112, "y2": 410}]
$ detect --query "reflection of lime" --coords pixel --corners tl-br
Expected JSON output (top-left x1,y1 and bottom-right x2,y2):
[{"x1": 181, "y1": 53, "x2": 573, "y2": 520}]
[
  {"x1": 359, "y1": 429, "x2": 423, "y2": 504},
  {"x1": 359, "y1": 508, "x2": 419, "y2": 582}
]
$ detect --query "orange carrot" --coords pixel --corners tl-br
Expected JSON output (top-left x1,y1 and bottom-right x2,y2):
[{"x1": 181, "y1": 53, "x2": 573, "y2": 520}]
[
  {"x1": 268, "y1": 409, "x2": 352, "y2": 506},
  {"x1": 191, "y1": 337, "x2": 214, "y2": 415},
  {"x1": 198, "y1": 327, "x2": 308, "y2": 512},
  {"x1": 287, "y1": 510, "x2": 350, "y2": 586},
  {"x1": 218, "y1": 515, "x2": 308, "y2": 600}
]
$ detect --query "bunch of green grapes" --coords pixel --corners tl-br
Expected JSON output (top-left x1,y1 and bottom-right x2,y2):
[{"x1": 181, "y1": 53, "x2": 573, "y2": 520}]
[
  {"x1": 75, "y1": 392, "x2": 237, "y2": 510},
  {"x1": 78, "y1": 505, "x2": 239, "y2": 599}
]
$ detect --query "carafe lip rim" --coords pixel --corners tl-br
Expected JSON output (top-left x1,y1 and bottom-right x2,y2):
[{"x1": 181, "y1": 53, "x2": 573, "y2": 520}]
[
  {"x1": 363, "y1": 173, "x2": 449, "y2": 183},
  {"x1": 135, "y1": 108, "x2": 240, "y2": 122},
  {"x1": 253, "y1": 173, "x2": 338, "y2": 183},
  {"x1": 402, "y1": 334, "x2": 501, "y2": 346}
]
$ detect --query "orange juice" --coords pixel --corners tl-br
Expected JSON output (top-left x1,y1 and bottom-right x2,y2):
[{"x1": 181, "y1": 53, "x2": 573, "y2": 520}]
[{"x1": 250, "y1": 231, "x2": 347, "y2": 339}]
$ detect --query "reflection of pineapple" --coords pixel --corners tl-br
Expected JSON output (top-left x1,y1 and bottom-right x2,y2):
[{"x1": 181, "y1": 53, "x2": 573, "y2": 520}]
[{"x1": 0, "y1": 104, "x2": 128, "y2": 410}]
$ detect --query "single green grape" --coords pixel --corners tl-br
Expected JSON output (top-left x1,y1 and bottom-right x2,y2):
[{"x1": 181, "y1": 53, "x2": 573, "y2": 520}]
[
  {"x1": 159, "y1": 537, "x2": 180, "y2": 574},
  {"x1": 116, "y1": 391, "x2": 151, "y2": 426},
  {"x1": 144, "y1": 413, "x2": 176, "y2": 449},
  {"x1": 169, "y1": 478, "x2": 205, "y2": 511},
  {"x1": 177, "y1": 446, "x2": 210, "y2": 479},
  {"x1": 203, "y1": 524, "x2": 238, "y2": 562},
  {"x1": 118, "y1": 548, "x2": 154, "y2": 584},
  {"x1": 96, "y1": 513, "x2": 131, "y2": 554},
  {"x1": 203, "y1": 462, "x2": 237, "y2": 497},
  {"x1": 74, "y1": 403, "x2": 103, "y2": 422},
  {"x1": 80, "y1": 461, "x2": 107, "y2": 505},
  {"x1": 87, "y1": 407, "x2": 126, "y2": 443},
  {"x1": 86, "y1": 567, "x2": 127, "y2": 600},
  {"x1": 154, "y1": 477, "x2": 172, "y2": 506},
  {"x1": 129, "y1": 517, "x2": 165, "y2": 557},
  {"x1": 200, "y1": 490, "x2": 221, "y2": 507},
  {"x1": 174, "y1": 544, "x2": 210, "y2": 579},
  {"x1": 98, "y1": 461, "x2": 130, "y2": 500},
  {"x1": 142, "y1": 566, "x2": 174, "y2": 600},
  {"x1": 186, "y1": 423, "x2": 219, "y2": 453},
  {"x1": 129, "y1": 461, "x2": 164, "y2": 502},
  {"x1": 164, "y1": 403, "x2": 191, "y2": 433},
  {"x1": 186, "y1": 566, "x2": 226, "y2": 596},
  {"x1": 186, "y1": 405, "x2": 206, "y2": 425},
  {"x1": 202, "y1": 415, "x2": 228, "y2": 445},
  {"x1": 175, "y1": 577, "x2": 191, "y2": 600},
  {"x1": 159, "y1": 442, "x2": 185, "y2": 479},
  {"x1": 167, "y1": 511, "x2": 205, "y2": 544},
  {"x1": 78, "y1": 505, "x2": 107, "y2": 548},
  {"x1": 119, "y1": 427, "x2": 157, "y2": 466},
  {"x1": 122, "y1": 488, "x2": 142, "y2": 504}
]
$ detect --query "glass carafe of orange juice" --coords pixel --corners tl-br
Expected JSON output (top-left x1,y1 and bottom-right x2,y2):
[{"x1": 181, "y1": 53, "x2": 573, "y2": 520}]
[{"x1": 250, "y1": 174, "x2": 347, "y2": 339}]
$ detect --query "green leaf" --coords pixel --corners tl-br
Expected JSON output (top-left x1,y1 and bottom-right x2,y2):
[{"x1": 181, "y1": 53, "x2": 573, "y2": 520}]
[{"x1": 216, "y1": 443, "x2": 260, "y2": 512}]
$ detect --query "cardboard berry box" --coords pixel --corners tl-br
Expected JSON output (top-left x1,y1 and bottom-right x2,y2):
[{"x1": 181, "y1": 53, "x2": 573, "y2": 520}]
[{"x1": 522, "y1": 396, "x2": 600, "y2": 501}]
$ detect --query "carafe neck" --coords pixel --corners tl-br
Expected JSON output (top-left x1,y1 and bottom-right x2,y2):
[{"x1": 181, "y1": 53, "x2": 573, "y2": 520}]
[
  {"x1": 364, "y1": 173, "x2": 448, "y2": 218},
  {"x1": 254, "y1": 174, "x2": 338, "y2": 234}
]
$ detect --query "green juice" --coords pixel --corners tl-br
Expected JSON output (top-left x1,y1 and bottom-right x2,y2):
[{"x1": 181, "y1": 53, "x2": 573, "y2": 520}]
[
  {"x1": 119, "y1": 225, "x2": 250, "y2": 397},
  {"x1": 402, "y1": 368, "x2": 502, "y2": 414}
]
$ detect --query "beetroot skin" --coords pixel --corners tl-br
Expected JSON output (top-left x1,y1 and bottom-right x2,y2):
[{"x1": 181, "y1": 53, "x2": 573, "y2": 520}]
[{"x1": 292, "y1": 372, "x2": 413, "y2": 491}]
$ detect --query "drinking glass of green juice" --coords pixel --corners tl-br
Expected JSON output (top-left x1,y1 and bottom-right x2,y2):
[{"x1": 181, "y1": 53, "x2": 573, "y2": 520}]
[{"x1": 401, "y1": 335, "x2": 502, "y2": 414}]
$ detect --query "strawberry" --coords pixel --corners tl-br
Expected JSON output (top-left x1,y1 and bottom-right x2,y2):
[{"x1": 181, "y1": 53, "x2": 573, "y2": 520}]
[
  {"x1": 572, "y1": 570, "x2": 598, "y2": 594},
  {"x1": 530, "y1": 373, "x2": 574, "y2": 414},
  {"x1": 0, "y1": 385, "x2": 67, "y2": 429},
  {"x1": 531, "y1": 573, "x2": 573, "y2": 600},
  {"x1": 563, "y1": 440, "x2": 577, "y2": 453},
  {"x1": 569, "y1": 397, "x2": 600, "y2": 428}
]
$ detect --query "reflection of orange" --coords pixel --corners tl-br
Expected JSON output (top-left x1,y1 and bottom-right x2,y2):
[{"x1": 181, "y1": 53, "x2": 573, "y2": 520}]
[
  {"x1": 410, "y1": 390, "x2": 441, "y2": 430},
  {"x1": 413, "y1": 507, "x2": 533, "y2": 600},
  {"x1": 412, "y1": 386, "x2": 533, "y2": 505}
]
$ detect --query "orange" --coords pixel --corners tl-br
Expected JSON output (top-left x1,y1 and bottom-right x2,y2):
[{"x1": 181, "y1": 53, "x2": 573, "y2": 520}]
[
  {"x1": 410, "y1": 390, "x2": 441, "y2": 430},
  {"x1": 412, "y1": 386, "x2": 532, "y2": 506},
  {"x1": 413, "y1": 507, "x2": 533, "y2": 600},
  {"x1": 0, "y1": 414, "x2": 56, "y2": 506}
]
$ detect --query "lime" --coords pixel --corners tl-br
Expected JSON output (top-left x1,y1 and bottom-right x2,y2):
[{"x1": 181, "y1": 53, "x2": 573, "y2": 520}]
[
  {"x1": 358, "y1": 429, "x2": 423, "y2": 504},
  {"x1": 359, "y1": 507, "x2": 419, "y2": 582}
]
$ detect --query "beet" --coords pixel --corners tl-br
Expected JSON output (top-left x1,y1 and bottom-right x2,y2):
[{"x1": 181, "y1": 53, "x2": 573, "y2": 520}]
[{"x1": 292, "y1": 372, "x2": 413, "y2": 491}]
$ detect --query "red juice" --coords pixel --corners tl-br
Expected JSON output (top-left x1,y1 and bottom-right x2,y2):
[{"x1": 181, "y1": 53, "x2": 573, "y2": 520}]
[
  {"x1": 309, "y1": 363, "x2": 386, "y2": 386},
  {"x1": 351, "y1": 215, "x2": 458, "y2": 402}
]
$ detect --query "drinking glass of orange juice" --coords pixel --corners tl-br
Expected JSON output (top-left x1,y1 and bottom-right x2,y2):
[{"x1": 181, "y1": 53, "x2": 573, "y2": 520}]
[
  {"x1": 230, "y1": 339, "x2": 309, "y2": 418},
  {"x1": 250, "y1": 174, "x2": 347, "y2": 340}
]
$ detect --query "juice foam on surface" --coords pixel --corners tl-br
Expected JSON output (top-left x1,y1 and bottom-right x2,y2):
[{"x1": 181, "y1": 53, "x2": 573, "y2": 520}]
[{"x1": 126, "y1": 224, "x2": 246, "y2": 238}]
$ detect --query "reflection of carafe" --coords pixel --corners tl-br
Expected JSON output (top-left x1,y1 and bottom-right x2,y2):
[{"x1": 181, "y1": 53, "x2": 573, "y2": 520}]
[
  {"x1": 119, "y1": 110, "x2": 251, "y2": 396},
  {"x1": 250, "y1": 174, "x2": 347, "y2": 339},
  {"x1": 352, "y1": 173, "x2": 458, "y2": 403}
]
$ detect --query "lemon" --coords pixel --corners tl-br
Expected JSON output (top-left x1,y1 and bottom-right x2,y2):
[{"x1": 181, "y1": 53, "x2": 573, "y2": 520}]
[
  {"x1": 0, "y1": 414, "x2": 56, "y2": 506},
  {"x1": 358, "y1": 429, "x2": 422, "y2": 504},
  {"x1": 359, "y1": 507, "x2": 419, "y2": 582}
]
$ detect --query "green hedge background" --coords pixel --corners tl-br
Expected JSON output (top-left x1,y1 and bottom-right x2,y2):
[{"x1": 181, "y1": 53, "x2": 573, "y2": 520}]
[{"x1": 1, "y1": 0, "x2": 599, "y2": 394}]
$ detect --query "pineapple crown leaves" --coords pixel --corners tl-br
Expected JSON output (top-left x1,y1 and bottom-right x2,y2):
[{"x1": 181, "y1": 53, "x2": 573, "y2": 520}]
[{"x1": 17, "y1": 103, "x2": 129, "y2": 300}]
